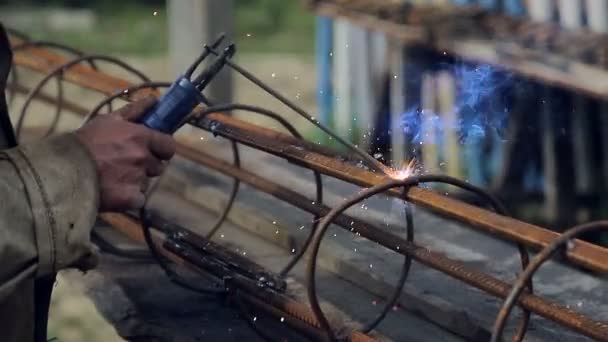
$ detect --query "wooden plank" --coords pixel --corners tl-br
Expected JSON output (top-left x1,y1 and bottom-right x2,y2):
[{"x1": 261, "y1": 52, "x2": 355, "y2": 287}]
[
  {"x1": 558, "y1": 0, "x2": 593, "y2": 221},
  {"x1": 316, "y1": 16, "x2": 334, "y2": 138},
  {"x1": 527, "y1": 0, "x2": 575, "y2": 227},
  {"x1": 351, "y1": 26, "x2": 375, "y2": 149},
  {"x1": 421, "y1": 73, "x2": 440, "y2": 172},
  {"x1": 389, "y1": 42, "x2": 407, "y2": 167},
  {"x1": 586, "y1": 0, "x2": 608, "y2": 186},
  {"x1": 437, "y1": 70, "x2": 461, "y2": 177},
  {"x1": 333, "y1": 19, "x2": 354, "y2": 140}
]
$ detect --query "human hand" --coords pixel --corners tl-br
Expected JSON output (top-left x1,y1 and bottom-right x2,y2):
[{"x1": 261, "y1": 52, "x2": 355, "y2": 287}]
[{"x1": 75, "y1": 95, "x2": 176, "y2": 211}]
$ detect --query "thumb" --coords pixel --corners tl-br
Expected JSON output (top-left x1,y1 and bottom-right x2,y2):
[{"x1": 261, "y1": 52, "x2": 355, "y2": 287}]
[{"x1": 114, "y1": 95, "x2": 158, "y2": 122}]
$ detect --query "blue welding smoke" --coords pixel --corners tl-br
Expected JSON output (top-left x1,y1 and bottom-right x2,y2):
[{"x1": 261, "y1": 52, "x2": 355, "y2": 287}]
[{"x1": 399, "y1": 64, "x2": 513, "y2": 146}]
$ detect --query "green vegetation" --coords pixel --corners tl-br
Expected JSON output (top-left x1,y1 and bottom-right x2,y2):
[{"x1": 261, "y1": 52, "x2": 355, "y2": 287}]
[{"x1": 13, "y1": 0, "x2": 315, "y2": 56}]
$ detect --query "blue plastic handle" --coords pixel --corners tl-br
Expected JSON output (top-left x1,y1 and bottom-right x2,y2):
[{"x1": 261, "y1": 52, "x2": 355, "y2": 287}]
[{"x1": 139, "y1": 77, "x2": 204, "y2": 134}]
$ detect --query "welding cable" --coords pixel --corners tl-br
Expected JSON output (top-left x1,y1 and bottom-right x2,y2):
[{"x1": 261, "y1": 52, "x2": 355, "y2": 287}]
[
  {"x1": 192, "y1": 103, "x2": 325, "y2": 276},
  {"x1": 491, "y1": 221, "x2": 608, "y2": 342},
  {"x1": 305, "y1": 175, "x2": 533, "y2": 341},
  {"x1": 15, "y1": 54, "x2": 150, "y2": 140},
  {"x1": 86, "y1": 83, "x2": 244, "y2": 245},
  {"x1": 204, "y1": 46, "x2": 388, "y2": 175}
]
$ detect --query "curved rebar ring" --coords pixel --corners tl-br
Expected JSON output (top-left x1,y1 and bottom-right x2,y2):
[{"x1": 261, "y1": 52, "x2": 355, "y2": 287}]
[
  {"x1": 85, "y1": 82, "x2": 243, "y2": 248},
  {"x1": 491, "y1": 221, "x2": 608, "y2": 342},
  {"x1": 92, "y1": 91, "x2": 326, "y2": 278},
  {"x1": 15, "y1": 54, "x2": 150, "y2": 139},
  {"x1": 11, "y1": 42, "x2": 100, "y2": 107},
  {"x1": 8, "y1": 41, "x2": 99, "y2": 110},
  {"x1": 305, "y1": 175, "x2": 533, "y2": 341},
  {"x1": 193, "y1": 103, "x2": 324, "y2": 276},
  {"x1": 361, "y1": 200, "x2": 413, "y2": 334},
  {"x1": 84, "y1": 81, "x2": 172, "y2": 122},
  {"x1": 5, "y1": 27, "x2": 31, "y2": 42}
]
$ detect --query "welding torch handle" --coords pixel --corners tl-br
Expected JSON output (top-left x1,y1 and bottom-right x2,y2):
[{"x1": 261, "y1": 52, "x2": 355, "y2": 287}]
[{"x1": 138, "y1": 77, "x2": 204, "y2": 134}]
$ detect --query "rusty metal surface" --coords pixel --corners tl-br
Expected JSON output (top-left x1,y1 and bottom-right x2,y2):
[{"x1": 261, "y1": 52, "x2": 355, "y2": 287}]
[
  {"x1": 101, "y1": 211, "x2": 376, "y2": 342},
  {"x1": 175, "y1": 144, "x2": 608, "y2": 341},
  {"x1": 7, "y1": 31, "x2": 608, "y2": 341},
  {"x1": 193, "y1": 114, "x2": 608, "y2": 274}
]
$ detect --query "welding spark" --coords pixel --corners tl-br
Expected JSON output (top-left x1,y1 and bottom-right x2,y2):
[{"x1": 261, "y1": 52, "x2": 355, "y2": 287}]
[{"x1": 386, "y1": 159, "x2": 418, "y2": 180}]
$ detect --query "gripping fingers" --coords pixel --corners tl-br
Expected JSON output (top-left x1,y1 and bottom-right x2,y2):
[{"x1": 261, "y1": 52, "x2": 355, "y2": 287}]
[
  {"x1": 113, "y1": 95, "x2": 158, "y2": 122},
  {"x1": 101, "y1": 185, "x2": 146, "y2": 211},
  {"x1": 148, "y1": 130, "x2": 176, "y2": 161},
  {"x1": 146, "y1": 158, "x2": 166, "y2": 178}
]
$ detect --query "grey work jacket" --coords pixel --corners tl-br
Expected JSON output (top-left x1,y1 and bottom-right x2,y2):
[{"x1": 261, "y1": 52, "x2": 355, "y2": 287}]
[{"x1": 0, "y1": 25, "x2": 99, "y2": 342}]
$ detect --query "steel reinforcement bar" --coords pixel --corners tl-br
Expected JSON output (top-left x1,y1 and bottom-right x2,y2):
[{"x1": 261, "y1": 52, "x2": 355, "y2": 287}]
[
  {"x1": 9, "y1": 38, "x2": 608, "y2": 274},
  {"x1": 7, "y1": 30, "x2": 608, "y2": 341}
]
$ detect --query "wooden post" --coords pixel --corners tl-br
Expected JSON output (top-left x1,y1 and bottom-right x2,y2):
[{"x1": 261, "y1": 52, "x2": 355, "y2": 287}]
[
  {"x1": 421, "y1": 73, "x2": 440, "y2": 172},
  {"x1": 529, "y1": 0, "x2": 576, "y2": 227},
  {"x1": 558, "y1": 0, "x2": 592, "y2": 222},
  {"x1": 351, "y1": 26, "x2": 375, "y2": 149},
  {"x1": 493, "y1": 0, "x2": 542, "y2": 201},
  {"x1": 389, "y1": 42, "x2": 406, "y2": 167},
  {"x1": 586, "y1": 0, "x2": 608, "y2": 185},
  {"x1": 167, "y1": 0, "x2": 234, "y2": 104},
  {"x1": 437, "y1": 71, "x2": 461, "y2": 177},
  {"x1": 585, "y1": 0, "x2": 608, "y2": 243},
  {"x1": 333, "y1": 20, "x2": 353, "y2": 141},
  {"x1": 316, "y1": 16, "x2": 334, "y2": 141}
]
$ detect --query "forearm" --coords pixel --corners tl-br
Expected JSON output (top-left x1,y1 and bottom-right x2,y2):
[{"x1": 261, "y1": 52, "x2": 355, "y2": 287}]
[{"x1": 0, "y1": 133, "x2": 99, "y2": 301}]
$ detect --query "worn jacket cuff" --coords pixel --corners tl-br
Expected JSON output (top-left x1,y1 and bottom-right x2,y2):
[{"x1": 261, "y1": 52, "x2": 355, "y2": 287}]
[{"x1": 2, "y1": 133, "x2": 99, "y2": 276}]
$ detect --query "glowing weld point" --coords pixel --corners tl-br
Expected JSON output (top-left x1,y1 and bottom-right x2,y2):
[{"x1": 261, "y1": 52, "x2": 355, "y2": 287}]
[
  {"x1": 386, "y1": 159, "x2": 417, "y2": 180},
  {"x1": 280, "y1": 317, "x2": 285, "y2": 322},
  {"x1": 153, "y1": 11, "x2": 159, "y2": 16},
  {"x1": 253, "y1": 317, "x2": 257, "y2": 322}
]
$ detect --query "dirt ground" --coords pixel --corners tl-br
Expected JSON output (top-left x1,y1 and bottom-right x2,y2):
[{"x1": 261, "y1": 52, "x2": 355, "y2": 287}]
[{"x1": 28, "y1": 53, "x2": 316, "y2": 342}]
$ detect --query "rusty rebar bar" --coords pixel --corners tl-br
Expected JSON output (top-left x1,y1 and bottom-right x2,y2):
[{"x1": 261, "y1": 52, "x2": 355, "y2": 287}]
[{"x1": 8, "y1": 33, "x2": 608, "y2": 341}]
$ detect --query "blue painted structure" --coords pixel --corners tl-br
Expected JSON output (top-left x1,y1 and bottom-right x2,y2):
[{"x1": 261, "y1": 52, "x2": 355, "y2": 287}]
[{"x1": 315, "y1": 16, "x2": 334, "y2": 135}]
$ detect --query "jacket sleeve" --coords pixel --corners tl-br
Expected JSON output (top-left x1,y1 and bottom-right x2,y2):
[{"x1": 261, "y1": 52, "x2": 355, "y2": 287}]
[{"x1": 0, "y1": 133, "x2": 99, "y2": 301}]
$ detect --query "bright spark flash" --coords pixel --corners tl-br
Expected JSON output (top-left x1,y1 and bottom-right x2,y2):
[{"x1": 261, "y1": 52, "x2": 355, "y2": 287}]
[{"x1": 386, "y1": 159, "x2": 417, "y2": 180}]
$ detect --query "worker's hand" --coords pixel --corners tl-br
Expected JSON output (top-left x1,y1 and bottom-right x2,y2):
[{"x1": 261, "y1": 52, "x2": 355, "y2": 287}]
[{"x1": 75, "y1": 95, "x2": 176, "y2": 212}]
